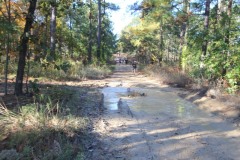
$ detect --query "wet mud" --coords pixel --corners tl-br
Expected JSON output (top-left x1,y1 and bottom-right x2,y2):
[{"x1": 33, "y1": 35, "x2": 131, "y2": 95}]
[{"x1": 89, "y1": 65, "x2": 240, "y2": 160}]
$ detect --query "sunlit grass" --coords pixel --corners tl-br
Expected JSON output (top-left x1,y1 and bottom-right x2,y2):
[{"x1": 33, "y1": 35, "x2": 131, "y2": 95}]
[
  {"x1": 0, "y1": 104, "x2": 87, "y2": 137},
  {"x1": 144, "y1": 65, "x2": 192, "y2": 87},
  {"x1": 0, "y1": 59, "x2": 113, "y2": 82},
  {"x1": 28, "y1": 62, "x2": 112, "y2": 81},
  {"x1": 0, "y1": 88, "x2": 88, "y2": 159}
]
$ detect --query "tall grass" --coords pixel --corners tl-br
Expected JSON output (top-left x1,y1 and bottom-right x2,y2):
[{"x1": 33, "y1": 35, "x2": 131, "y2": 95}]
[
  {"x1": 28, "y1": 61, "x2": 112, "y2": 81},
  {"x1": 0, "y1": 88, "x2": 88, "y2": 159},
  {"x1": 144, "y1": 65, "x2": 192, "y2": 88},
  {"x1": 0, "y1": 59, "x2": 113, "y2": 82}
]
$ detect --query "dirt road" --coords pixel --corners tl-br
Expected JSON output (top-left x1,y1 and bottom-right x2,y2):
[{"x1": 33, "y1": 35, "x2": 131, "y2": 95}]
[{"x1": 88, "y1": 65, "x2": 240, "y2": 160}]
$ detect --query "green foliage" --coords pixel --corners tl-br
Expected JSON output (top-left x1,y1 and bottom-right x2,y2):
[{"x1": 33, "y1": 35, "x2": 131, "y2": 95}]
[
  {"x1": 120, "y1": 0, "x2": 240, "y2": 93},
  {"x1": 29, "y1": 79, "x2": 40, "y2": 94},
  {"x1": 1, "y1": 0, "x2": 117, "y2": 91},
  {"x1": 225, "y1": 55, "x2": 240, "y2": 93}
]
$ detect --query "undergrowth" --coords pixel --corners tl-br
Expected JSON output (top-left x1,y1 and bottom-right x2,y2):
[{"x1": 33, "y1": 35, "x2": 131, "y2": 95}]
[
  {"x1": 0, "y1": 86, "x2": 88, "y2": 160},
  {"x1": 144, "y1": 65, "x2": 192, "y2": 88},
  {"x1": 143, "y1": 64, "x2": 240, "y2": 96},
  {"x1": 29, "y1": 61, "x2": 112, "y2": 81},
  {"x1": 0, "y1": 59, "x2": 113, "y2": 82}
]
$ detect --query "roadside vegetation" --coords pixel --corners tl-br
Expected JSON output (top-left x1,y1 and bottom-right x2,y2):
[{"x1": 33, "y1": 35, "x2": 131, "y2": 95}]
[
  {"x1": 143, "y1": 65, "x2": 192, "y2": 88},
  {"x1": 0, "y1": 0, "x2": 115, "y2": 159},
  {"x1": 119, "y1": 0, "x2": 240, "y2": 95},
  {"x1": 0, "y1": 87, "x2": 85, "y2": 159},
  {"x1": 0, "y1": 60, "x2": 112, "y2": 159}
]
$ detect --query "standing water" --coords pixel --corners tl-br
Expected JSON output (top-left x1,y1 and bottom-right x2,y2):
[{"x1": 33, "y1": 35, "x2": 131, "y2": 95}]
[
  {"x1": 102, "y1": 86, "x2": 207, "y2": 119},
  {"x1": 99, "y1": 65, "x2": 240, "y2": 159}
]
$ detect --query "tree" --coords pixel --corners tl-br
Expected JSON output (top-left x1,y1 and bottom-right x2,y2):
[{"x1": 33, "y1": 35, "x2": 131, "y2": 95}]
[
  {"x1": 201, "y1": 0, "x2": 210, "y2": 56},
  {"x1": 88, "y1": 0, "x2": 93, "y2": 63},
  {"x1": 50, "y1": 0, "x2": 57, "y2": 60},
  {"x1": 179, "y1": 0, "x2": 189, "y2": 71},
  {"x1": 120, "y1": 0, "x2": 240, "y2": 92},
  {"x1": 97, "y1": 0, "x2": 101, "y2": 61},
  {"x1": 15, "y1": 0, "x2": 37, "y2": 95},
  {"x1": 4, "y1": 0, "x2": 11, "y2": 95}
]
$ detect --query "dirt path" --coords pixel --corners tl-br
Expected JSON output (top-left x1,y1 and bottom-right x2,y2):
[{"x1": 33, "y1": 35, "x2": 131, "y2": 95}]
[{"x1": 86, "y1": 65, "x2": 240, "y2": 160}]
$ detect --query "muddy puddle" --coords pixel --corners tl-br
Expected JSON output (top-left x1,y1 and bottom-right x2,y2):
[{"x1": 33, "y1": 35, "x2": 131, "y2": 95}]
[
  {"x1": 96, "y1": 66, "x2": 240, "y2": 160},
  {"x1": 102, "y1": 87, "x2": 127, "y2": 110},
  {"x1": 102, "y1": 86, "x2": 207, "y2": 119}
]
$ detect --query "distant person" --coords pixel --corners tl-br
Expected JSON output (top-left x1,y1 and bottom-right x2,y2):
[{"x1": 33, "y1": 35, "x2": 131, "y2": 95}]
[
  {"x1": 132, "y1": 60, "x2": 137, "y2": 74},
  {"x1": 125, "y1": 59, "x2": 128, "y2": 64},
  {"x1": 119, "y1": 58, "x2": 121, "y2": 65}
]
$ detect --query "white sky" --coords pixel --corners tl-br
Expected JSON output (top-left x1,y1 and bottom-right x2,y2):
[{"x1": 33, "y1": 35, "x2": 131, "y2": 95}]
[{"x1": 106, "y1": 0, "x2": 142, "y2": 36}]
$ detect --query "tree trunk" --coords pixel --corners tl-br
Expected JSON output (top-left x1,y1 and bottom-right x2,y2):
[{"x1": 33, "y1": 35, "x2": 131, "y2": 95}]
[
  {"x1": 44, "y1": 14, "x2": 48, "y2": 58},
  {"x1": 15, "y1": 0, "x2": 37, "y2": 95},
  {"x1": 88, "y1": 0, "x2": 92, "y2": 63},
  {"x1": 4, "y1": 0, "x2": 11, "y2": 95},
  {"x1": 221, "y1": 0, "x2": 233, "y2": 76},
  {"x1": 218, "y1": 0, "x2": 226, "y2": 18},
  {"x1": 97, "y1": 0, "x2": 101, "y2": 61},
  {"x1": 179, "y1": 0, "x2": 189, "y2": 71},
  {"x1": 50, "y1": 1, "x2": 56, "y2": 60},
  {"x1": 225, "y1": 0, "x2": 232, "y2": 44},
  {"x1": 158, "y1": 18, "x2": 164, "y2": 67},
  {"x1": 201, "y1": 0, "x2": 210, "y2": 56}
]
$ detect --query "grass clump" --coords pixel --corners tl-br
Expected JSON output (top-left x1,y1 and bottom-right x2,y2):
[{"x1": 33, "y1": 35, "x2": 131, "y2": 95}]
[{"x1": 0, "y1": 87, "x2": 88, "y2": 160}]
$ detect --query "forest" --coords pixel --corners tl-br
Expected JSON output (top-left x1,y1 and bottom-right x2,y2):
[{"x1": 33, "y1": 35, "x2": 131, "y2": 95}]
[
  {"x1": 119, "y1": 0, "x2": 240, "y2": 93},
  {"x1": 0, "y1": 0, "x2": 239, "y2": 95},
  {"x1": 0, "y1": 0, "x2": 118, "y2": 159},
  {"x1": 0, "y1": 0, "x2": 239, "y2": 159},
  {"x1": 0, "y1": 0, "x2": 118, "y2": 95}
]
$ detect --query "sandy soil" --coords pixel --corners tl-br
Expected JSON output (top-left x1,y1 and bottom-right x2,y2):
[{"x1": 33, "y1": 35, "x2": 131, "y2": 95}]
[
  {"x1": 82, "y1": 65, "x2": 240, "y2": 160},
  {"x1": 2, "y1": 65, "x2": 239, "y2": 159}
]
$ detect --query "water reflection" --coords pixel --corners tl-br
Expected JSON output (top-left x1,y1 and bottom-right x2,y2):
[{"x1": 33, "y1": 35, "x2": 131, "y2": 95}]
[
  {"x1": 102, "y1": 87, "x2": 206, "y2": 118},
  {"x1": 102, "y1": 87, "x2": 127, "y2": 110}
]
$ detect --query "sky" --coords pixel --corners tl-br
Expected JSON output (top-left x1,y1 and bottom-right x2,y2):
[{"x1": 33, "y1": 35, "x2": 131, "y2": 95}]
[{"x1": 106, "y1": 0, "x2": 142, "y2": 36}]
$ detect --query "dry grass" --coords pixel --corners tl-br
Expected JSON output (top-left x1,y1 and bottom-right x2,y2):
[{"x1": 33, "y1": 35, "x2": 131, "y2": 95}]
[
  {"x1": 0, "y1": 88, "x2": 88, "y2": 159},
  {"x1": 0, "y1": 103, "x2": 87, "y2": 139},
  {"x1": 28, "y1": 62, "x2": 113, "y2": 81},
  {"x1": 144, "y1": 65, "x2": 192, "y2": 88}
]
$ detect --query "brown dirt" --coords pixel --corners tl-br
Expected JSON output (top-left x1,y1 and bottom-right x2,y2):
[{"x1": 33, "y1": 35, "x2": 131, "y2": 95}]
[
  {"x1": 83, "y1": 65, "x2": 240, "y2": 159},
  {"x1": 178, "y1": 88, "x2": 240, "y2": 126},
  {"x1": 1, "y1": 65, "x2": 240, "y2": 159}
]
